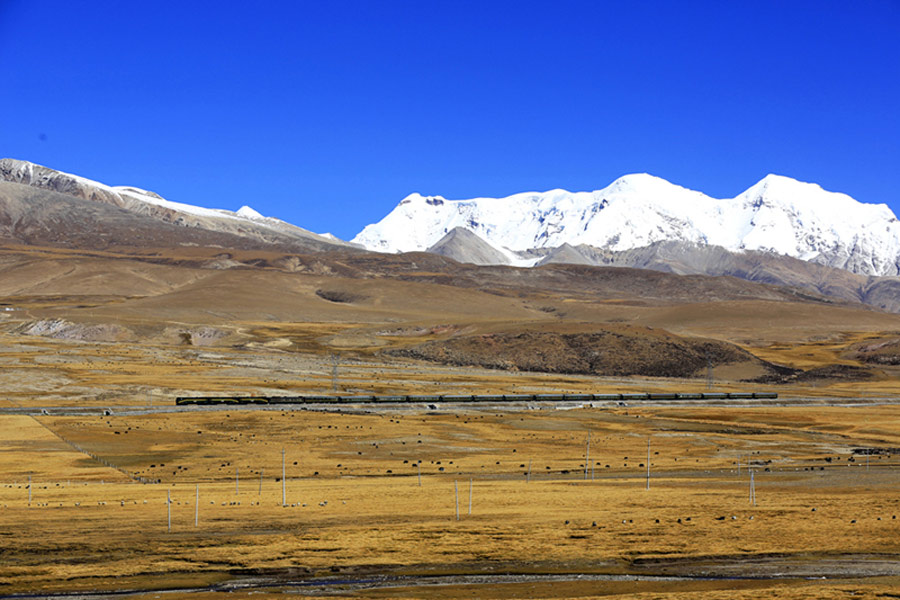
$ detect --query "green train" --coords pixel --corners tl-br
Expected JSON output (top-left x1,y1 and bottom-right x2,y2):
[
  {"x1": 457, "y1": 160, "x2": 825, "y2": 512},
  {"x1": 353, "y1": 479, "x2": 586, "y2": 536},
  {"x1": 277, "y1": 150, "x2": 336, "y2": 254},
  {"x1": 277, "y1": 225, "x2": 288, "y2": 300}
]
[{"x1": 175, "y1": 391, "x2": 778, "y2": 406}]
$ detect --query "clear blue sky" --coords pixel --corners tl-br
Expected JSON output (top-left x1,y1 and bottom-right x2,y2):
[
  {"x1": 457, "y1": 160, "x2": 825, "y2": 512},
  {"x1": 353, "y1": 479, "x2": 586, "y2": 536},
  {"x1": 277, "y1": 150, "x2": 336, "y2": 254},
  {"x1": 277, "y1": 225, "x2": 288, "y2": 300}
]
[{"x1": 1, "y1": 1, "x2": 898, "y2": 240}]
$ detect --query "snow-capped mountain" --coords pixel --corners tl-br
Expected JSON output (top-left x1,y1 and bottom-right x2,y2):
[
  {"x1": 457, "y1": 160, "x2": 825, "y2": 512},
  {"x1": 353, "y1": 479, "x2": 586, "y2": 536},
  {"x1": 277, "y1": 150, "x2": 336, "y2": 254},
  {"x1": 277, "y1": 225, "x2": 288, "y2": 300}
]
[
  {"x1": 353, "y1": 174, "x2": 900, "y2": 276},
  {"x1": 0, "y1": 158, "x2": 349, "y2": 252}
]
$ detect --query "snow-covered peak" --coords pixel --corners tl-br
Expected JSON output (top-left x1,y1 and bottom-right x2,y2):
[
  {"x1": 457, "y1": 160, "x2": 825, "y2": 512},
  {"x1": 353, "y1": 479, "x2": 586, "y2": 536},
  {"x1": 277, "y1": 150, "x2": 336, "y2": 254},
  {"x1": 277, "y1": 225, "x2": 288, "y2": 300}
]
[
  {"x1": 400, "y1": 193, "x2": 448, "y2": 206},
  {"x1": 236, "y1": 205, "x2": 265, "y2": 220},
  {"x1": 742, "y1": 173, "x2": 891, "y2": 217},
  {"x1": 605, "y1": 172, "x2": 678, "y2": 194},
  {"x1": 0, "y1": 158, "x2": 278, "y2": 225},
  {"x1": 352, "y1": 174, "x2": 900, "y2": 276},
  {"x1": 742, "y1": 174, "x2": 828, "y2": 206}
]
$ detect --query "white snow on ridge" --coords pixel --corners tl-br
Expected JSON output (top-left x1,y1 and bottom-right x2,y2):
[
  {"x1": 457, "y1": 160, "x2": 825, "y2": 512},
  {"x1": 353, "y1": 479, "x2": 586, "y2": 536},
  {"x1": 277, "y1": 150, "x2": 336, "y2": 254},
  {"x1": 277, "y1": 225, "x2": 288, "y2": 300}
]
[
  {"x1": 2, "y1": 158, "x2": 351, "y2": 245},
  {"x1": 236, "y1": 205, "x2": 265, "y2": 220},
  {"x1": 115, "y1": 186, "x2": 255, "y2": 221},
  {"x1": 3, "y1": 158, "x2": 271, "y2": 225},
  {"x1": 352, "y1": 174, "x2": 900, "y2": 276}
]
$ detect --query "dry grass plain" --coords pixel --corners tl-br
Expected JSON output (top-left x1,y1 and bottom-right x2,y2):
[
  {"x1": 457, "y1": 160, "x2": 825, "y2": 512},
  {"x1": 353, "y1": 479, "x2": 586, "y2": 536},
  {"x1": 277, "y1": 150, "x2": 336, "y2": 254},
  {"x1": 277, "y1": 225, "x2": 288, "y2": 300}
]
[{"x1": 4, "y1": 404, "x2": 900, "y2": 598}]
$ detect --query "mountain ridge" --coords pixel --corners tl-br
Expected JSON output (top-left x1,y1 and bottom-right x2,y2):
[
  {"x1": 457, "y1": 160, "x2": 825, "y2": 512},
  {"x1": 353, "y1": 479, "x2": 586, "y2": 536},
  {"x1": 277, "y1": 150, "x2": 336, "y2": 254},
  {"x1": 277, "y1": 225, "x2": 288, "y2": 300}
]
[
  {"x1": 0, "y1": 158, "x2": 354, "y2": 253},
  {"x1": 4, "y1": 157, "x2": 900, "y2": 313},
  {"x1": 353, "y1": 173, "x2": 900, "y2": 277}
]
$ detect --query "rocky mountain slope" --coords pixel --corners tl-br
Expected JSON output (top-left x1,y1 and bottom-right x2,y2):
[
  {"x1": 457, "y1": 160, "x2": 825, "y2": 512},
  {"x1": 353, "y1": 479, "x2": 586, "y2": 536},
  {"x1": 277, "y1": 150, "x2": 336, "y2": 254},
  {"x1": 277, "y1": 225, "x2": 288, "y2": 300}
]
[
  {"x1": 0, "y1": 158, "x2": 352, "y2": 253},
  {"x1": 354, "y1": 173, "x2": 900, "y2": 276},
  {"x1": 426, "y1": 227, "x2": 512, "y2": 265},
  {"x1": 535, "y1": 241, "x2": 900, "y2": 313}
]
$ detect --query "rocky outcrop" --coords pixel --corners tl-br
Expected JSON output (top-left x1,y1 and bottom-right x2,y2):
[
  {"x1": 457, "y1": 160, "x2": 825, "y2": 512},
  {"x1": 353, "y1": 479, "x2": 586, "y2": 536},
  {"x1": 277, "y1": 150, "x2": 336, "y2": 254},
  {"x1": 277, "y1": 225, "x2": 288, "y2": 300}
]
[{"x1": 426, "y1": 227, "x2": 512, "y2": 266}]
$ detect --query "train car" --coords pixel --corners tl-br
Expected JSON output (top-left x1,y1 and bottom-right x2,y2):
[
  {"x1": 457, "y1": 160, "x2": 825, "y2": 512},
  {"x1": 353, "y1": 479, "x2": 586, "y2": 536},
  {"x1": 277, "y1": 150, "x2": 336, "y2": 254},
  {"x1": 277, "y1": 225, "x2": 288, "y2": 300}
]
[
  {"x1": 375, "y1": 395, "x2": 408, "y2": 402},
  {"x1": 186, "y1": 397, "x2": 216, "y2": 404},
  {"x1": 648, "y1": 393, "x2": 678, "y2": 400},
  {"x1": 752, "y1": 392, "x2": 778, "y2": 399},
  {"x1": 620, "y1": 393, "x2": 649, "y2": 400},
  {"x1": 337, "y1": 395, "x2": 376, "y2": 403},
  {"x1": 442, "y1": 394, "x2": 474, "y2": 402},
  {"x1": 404, "y1": 395, "x2": 440, "y2": 403},
  {"x1": 265, "y1": 396, "x2": 293, "y2": 404},
  {"x1": 727, "y1": 392, "x2": 754, "y2": 399},
  {"x1": 533, "y1": 394, "x2": 566, "y2": 401},
  {"x1": 200, "y1": 396, "x2": 240, "y2": 404},
  {"x1": 298, "y1": 395, "x2": 338, "y2": 403},
  {"x1": 501, "y1": 394, "x2": 534, "y2": 402},
  {"x1": 700, "y1": 392, "x2": 728, "y2": 400},
  {"x1": 675, "y1": 393, "x2": 703, "y2": 400},
  {"x1": 591, "y1": 394, "x2": 621, "y2": 401},
  {"x1": 561, "y1": 394, "x2": 593, "y2": 401},
  {"x1": 244, "y1": 397, "x2": 269, "y2": 404}
]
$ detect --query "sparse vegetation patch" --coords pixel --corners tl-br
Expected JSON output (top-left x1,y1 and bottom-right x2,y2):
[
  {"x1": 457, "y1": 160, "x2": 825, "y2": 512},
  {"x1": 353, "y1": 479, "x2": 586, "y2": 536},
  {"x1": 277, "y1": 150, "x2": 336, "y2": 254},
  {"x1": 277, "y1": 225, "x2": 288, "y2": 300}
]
[
  {"x1": 315, "y1": 289, "x2": 367, "y2": 304},
  {"x1": 388, "y1": 327, "x2": 767, "y2": 378}
]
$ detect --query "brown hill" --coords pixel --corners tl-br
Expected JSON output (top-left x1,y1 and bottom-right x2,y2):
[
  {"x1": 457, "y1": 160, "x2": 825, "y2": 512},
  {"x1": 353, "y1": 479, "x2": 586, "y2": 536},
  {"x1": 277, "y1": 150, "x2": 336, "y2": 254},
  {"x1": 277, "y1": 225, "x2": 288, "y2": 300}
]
[
  {"x1": 0, "y1": 241, "x2": 898, "y2": 387},
  {"x1": 388, "y1": 325, "x2": 783, "y2": 380}
]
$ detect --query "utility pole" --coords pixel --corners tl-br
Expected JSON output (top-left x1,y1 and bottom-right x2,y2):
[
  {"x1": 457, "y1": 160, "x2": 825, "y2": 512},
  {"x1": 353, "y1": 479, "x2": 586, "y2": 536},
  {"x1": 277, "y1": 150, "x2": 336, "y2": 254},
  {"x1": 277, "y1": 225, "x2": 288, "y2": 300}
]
[
  {"x1": 331, "y1": 354, "x2": 339, "y2": 393},
  {"x1": 584, "y1": 432, "x2": 591, "y2": 481},
  {"x1": 646, "y1": 437, "x2": 651, "y2": 490}
]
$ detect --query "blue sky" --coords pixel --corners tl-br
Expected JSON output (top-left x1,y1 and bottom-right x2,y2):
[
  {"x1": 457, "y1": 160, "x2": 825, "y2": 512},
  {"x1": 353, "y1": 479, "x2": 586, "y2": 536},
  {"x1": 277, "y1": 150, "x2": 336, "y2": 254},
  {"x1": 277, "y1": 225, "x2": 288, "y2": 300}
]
[{"x1": 1, "y1": 1, "x2": 898, "y2": 240}]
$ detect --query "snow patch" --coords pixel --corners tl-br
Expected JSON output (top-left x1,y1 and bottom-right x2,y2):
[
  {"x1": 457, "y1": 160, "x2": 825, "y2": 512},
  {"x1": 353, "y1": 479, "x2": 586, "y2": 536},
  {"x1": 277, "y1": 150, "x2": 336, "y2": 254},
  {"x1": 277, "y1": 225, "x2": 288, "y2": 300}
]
[{"x1": 236, "y1": 205, "x2": 265, "y2": 220}]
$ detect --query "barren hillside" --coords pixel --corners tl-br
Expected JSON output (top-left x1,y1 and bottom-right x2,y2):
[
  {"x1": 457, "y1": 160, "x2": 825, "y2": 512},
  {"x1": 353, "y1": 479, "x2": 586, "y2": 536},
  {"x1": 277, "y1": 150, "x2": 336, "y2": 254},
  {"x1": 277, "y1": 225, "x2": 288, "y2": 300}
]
[{"x1": 0, "y1": 240, "x2": 898, "y2": 395}]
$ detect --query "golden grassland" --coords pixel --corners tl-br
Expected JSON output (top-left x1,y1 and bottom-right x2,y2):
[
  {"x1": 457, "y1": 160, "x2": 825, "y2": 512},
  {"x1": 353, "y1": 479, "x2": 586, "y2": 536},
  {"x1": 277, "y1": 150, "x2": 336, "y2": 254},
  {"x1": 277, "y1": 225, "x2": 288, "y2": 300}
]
[
  {"x1": 4, "y1": 405, "x2": 900, "y2": 598},
  {"x1": 4, "y1": 325, "x2": 900, "y2": 413},
  {"x1": 4, "y1": 248, "x2": 900, "y2": 596}
]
